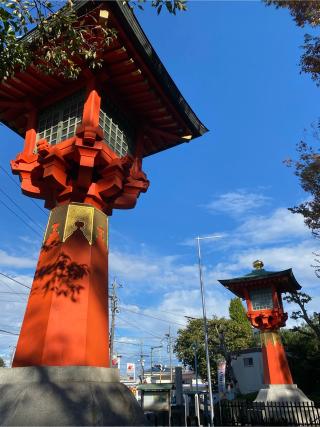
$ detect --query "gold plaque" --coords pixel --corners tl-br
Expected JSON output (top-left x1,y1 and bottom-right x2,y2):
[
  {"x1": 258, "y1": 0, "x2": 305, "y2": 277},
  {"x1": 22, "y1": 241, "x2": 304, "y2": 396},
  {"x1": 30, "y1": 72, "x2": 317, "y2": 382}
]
[
  {"x1": 260, "y1": 330, "x2": 281, "y2": 346},
  {"x1": 44, "y1": 203, "x2": 108, "y2": 247}
]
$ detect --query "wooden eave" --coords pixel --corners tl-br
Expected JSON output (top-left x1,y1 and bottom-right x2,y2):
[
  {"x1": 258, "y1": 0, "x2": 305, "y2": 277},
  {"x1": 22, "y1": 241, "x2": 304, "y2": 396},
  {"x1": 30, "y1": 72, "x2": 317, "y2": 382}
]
[
  {"x1": 219, "y1": 269, "x2": 302, "y2": 299},
  {"x1": 0, "y1": 0, "x2": 208, "y2": 158}
]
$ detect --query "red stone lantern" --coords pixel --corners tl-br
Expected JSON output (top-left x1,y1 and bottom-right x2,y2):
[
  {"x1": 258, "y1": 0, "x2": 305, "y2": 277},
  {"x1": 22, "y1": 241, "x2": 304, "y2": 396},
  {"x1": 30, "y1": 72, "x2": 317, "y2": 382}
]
[
  {"x1": 218, "y1": 261, "x2": 311, "y2": 401},
  {"x1": 0, "y1": 1, "x2": 207, "y2": 370}
]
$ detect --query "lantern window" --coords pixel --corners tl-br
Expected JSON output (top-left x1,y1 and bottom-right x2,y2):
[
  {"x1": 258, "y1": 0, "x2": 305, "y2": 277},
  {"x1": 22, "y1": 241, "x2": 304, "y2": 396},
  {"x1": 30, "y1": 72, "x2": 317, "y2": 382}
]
[
  {"x1": 249, "y1": 288, "x2": 273, "y2": 311},
  {"x1": 37, "y1": 90, "x2": 85, "y2": 146},
  {"x1": 99, "y1": 96, "x2": 135, "y2": 157}
]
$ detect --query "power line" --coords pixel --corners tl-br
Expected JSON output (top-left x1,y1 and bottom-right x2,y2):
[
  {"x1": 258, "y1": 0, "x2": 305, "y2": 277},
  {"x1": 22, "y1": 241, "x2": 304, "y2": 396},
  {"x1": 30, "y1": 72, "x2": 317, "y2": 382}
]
[
  {"x1": 130, "y1": 303, "x2": 195, "y2": 320},
  {"x1": 117, "y1": 314, "x2": 163, "y2": 340},
  {"x1": 0, "y1": 300, "x2": 26, "y2": 303},
  {"x1": 0, "y1": 291, "x2": 28, "y2": 295},
  {"x1": 0, "y1": 272, "x2": 31, "y2": 290},
  {"x1": 119, "y1": 306, "x2": 185, "y2": 327},
  {"x1": 0, "y1": 186, "x2": 44, "y2": 231},
  {"x1": 0, "y1": 166, "x2": 47, "y2": 216},
  {"x1": 0, "y1": 198, "x2": 42, "y2": 238},
  {"x1": 0, "y1": 278, "x2": 28, "y2": 302},
  {"x1": 0, "y1": 329, "x2": 19, "y2": 336},
  {"x1": 114, "y1": 339, "x2": 154, "y2": 348}
]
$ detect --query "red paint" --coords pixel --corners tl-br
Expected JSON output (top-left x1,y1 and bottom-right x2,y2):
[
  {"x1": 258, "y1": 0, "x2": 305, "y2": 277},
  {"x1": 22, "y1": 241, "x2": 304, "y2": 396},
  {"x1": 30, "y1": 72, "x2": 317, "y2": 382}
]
[
  {"x1": 261, "y1": 337, "x2": 293, "y2": 385},
  {"x1": 11, "y1": 87, "x2": 149, "y2": 215},
  {"x1": 13, "y1": 221, "x2": 109, "y2": 367}
]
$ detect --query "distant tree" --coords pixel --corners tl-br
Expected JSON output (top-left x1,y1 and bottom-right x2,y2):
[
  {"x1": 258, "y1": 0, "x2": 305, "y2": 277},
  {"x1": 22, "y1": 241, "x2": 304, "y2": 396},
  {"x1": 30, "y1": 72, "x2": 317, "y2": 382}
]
[
  {"x1": 284, "y1": 133, "x2": 320, "y2": 238},
  {"x1": 282, "y1": 325, "x2": 320, "y2": 398},
  {"x1": 0, "y1": 357, "x2": 5, "y2": 367},
  {"x1": 265, "y1": 1, "x2": 320, "y2": 84},
  {"x1": 284, "y1": 291, "x2": 320, "y2": 341},
  {"x1": 229, "y1": 297, "x2": 252, "y2": 334},
  {"x1": 0, "y1": 0, "x2": 186, "y2": 80},
  {"x1": 174, "y1": 315, "x2": 254, "y2": 384}
]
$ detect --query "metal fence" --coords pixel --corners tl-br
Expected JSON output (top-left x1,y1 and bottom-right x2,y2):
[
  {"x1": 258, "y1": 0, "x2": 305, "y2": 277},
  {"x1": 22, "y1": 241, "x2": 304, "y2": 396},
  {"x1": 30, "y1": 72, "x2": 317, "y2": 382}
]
[{"x1": 214, "y1": 401, "x2": 320, "y2": 426}]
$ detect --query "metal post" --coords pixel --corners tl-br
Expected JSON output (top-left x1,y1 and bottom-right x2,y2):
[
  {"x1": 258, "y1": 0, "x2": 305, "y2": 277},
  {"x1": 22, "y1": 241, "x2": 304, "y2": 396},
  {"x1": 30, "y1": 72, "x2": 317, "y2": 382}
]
[
  {"x1": 150, "y1": 347, "x2": 153, "y2": 383},
  {"x1": 196, "y1": 236, "x2": 215, "y2": 427},
  {"x1": 150, "y1": 345, "x2": 162, "y2": 383},
  {"x1": 109, "y1": 278, "x2": 121, "y2": 366},
  {"x1": 193, "y1": 343, "x2": 199, "y2": 394},
  {"x1": 139, "y1": 342, "x2": 147, "y2": 383},
  {"x1": 168, "y1": 326, "x2": 173, "y2": 383}
]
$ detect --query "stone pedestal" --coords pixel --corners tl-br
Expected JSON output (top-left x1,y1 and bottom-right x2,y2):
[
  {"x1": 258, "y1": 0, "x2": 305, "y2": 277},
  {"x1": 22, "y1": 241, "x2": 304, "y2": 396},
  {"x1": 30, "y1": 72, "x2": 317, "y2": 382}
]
[
  {"x1": 0, "y1": 366, "x2": 146, "y2": 426},
  {"x1": 255, "y1": 384, "x2": 312, "y2": 403}
]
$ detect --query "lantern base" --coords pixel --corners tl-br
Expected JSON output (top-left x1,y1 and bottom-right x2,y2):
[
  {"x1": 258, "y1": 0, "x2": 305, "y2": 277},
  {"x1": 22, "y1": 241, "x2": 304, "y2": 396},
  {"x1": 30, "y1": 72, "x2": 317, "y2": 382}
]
[
  {"x1": 0, "y1": 366, "x2": 146, "y2": 426},
  {"x1": 254, "y1": 384, "x2": 312, "y2": 403}
]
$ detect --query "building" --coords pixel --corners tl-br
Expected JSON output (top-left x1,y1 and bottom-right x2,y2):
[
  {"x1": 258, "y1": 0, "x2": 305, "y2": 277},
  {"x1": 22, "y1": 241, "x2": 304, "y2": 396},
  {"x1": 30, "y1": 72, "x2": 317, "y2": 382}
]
[{"x1": 231, "y1": 348, "x2": 264, "y2": 395}]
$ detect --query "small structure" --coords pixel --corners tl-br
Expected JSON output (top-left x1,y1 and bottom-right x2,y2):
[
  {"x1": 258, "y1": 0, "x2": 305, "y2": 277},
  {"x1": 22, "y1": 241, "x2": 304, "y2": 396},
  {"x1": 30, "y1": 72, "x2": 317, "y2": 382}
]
[
  {"x1": 219, "y1": 261, "x2": 311, "y2": 403},
  {"x1": 137, "y1": 383, "x2": 173, "y2": 426}
]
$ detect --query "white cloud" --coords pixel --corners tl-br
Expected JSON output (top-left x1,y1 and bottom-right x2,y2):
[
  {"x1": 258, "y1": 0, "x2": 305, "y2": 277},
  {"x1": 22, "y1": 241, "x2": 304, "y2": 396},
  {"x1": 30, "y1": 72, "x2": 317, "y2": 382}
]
[
  {"x1": 218, "y1": 242, "x2": 318, "y2": 286},
  {"x1": 109, "y1": 250, "x2": 199, "y2": 291},
  {"x1": 236, "y1": 208, "x2": 309, "y2": 245},
  {"x1": 205, "y1": 189, "x2": 271, "y2": 217},
  {"x1": 0, "y1": 249, "x2": 37, "y2": 269}
]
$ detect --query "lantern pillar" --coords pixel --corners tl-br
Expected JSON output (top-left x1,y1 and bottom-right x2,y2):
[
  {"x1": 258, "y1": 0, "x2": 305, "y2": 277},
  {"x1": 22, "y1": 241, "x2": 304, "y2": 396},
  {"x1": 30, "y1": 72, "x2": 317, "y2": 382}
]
[
  {"x1": 13, "y1": 203, "x2": 109, "y2": 367},
  {"x1": 260, "y1": 330, "x2": 293, "y2": 385}
]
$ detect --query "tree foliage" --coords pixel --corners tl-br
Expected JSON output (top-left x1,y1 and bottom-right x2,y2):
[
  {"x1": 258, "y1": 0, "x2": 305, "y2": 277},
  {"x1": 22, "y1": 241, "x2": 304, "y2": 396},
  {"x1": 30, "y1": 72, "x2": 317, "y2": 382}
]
[
  {"x1": 265, "y1": 1, "x2": 320, "y2": 84},
  {"x1": 229, "y1": 297, "x2": 252, "y2": 332},
  {"x1": 0, "y1": 357, "x2": 5, "y2": 367},
  {"x1": 282, "y1": 325, "x2": 320, "y2": 399},
  {"x1": 174, "y1": 310, "x2": 254, "y2": 384},
  {"x1": 285, "y1": 136, "x2": 320, "y2": 237},
  {"x1": 0, "y1": 0, "x2": 187, "y2": 81},
  {"x1": 284, "y1": 291, "x2": 320, "y2": 341}
]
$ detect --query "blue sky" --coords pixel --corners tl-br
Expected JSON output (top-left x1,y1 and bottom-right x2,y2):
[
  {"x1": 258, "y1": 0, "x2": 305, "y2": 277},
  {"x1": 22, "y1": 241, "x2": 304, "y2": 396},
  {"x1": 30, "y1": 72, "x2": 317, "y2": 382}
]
[{"x1": 0, "y1": 1, "x2": 319, "y2": 373}]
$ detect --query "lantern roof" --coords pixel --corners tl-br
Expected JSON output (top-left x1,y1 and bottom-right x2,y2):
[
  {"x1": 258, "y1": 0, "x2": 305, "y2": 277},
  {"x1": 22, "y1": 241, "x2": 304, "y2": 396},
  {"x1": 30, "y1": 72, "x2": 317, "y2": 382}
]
[
  {"x1": 0, "y1": 1, "x2": 208, "y2": 158},
  {"x1": 218, "y1": 261, "x2": 301, "y2": 298}
]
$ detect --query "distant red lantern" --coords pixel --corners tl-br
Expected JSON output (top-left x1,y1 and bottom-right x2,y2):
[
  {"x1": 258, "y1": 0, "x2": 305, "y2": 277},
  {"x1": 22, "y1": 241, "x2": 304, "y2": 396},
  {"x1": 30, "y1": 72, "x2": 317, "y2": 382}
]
[{"x1": 219, "y1": 261, "x2": 301, "y2": 386}]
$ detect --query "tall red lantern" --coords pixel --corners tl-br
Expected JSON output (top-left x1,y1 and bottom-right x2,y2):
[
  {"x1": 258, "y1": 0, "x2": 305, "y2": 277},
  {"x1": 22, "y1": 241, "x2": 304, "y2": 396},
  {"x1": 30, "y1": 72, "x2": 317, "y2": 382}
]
[
  {"x1": 0, "y1": 2, "x2": 207, "y2": 424},
  {"x1": 219, "y1": 261, "x2": 311, "y2": 402}
]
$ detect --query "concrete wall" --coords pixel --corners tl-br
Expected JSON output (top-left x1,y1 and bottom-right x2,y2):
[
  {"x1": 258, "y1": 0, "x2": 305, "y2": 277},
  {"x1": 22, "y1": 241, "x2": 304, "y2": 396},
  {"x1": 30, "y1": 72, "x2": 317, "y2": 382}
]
[{"x1": 231, "y1": 350, "x2": 264, "y2": 395}]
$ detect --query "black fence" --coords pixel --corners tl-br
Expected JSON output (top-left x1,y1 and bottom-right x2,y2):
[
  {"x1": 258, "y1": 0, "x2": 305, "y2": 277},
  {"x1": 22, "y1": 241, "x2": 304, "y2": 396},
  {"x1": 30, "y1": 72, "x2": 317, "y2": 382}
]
[{"x1": 214, "y1": 401, "x2": 320, "y2": 426}]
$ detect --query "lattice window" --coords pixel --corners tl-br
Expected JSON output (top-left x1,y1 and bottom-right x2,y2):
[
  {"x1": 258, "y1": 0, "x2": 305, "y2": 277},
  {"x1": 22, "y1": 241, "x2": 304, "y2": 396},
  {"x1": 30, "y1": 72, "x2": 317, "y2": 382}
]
[
  {"x1": 249, "y1": 288, "x2": 273, "y2": 311},
  {"x1": 99, "y1": 96, "x2": 134, "y2": 157},
  {"x1": 37, "y1": 90, "x2": 85, "y2": 146}
]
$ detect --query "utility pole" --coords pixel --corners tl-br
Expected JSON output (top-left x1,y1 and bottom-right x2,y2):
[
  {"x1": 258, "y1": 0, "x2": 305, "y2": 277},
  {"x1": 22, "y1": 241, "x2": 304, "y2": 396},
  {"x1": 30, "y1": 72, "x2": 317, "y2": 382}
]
[
  {"x1": 195, "y1": 235, "x2": 221, "y2": 427},
  {"x1": 139, "y1": 342, "x2": 148, "y2": 383},
  {"x1": 109, "y1": 278, "x2": 121, "y2": 366},
  {"x1": 166, "y1": 327, "x2": 173, "y2": 383},
  {"x1": 150, "y1": 345, "x2": 162, "y2": 383}
]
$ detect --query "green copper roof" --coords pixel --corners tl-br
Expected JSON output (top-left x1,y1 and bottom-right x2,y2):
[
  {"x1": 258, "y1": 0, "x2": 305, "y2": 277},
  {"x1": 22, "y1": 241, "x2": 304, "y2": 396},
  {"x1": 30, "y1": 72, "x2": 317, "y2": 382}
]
[
  {"x1": 218, "y1": 265, "x2": 301, "y2": 299},
  {"x1": 244, "y1": 268, "x2": 276, "y2": 278}
]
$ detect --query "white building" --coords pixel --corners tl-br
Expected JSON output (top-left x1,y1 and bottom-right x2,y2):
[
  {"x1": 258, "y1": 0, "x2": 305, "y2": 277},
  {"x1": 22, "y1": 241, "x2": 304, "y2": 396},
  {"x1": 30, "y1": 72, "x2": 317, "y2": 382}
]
[{"x1": 231, "y1": 348, "x2": 264, "y2": 395}]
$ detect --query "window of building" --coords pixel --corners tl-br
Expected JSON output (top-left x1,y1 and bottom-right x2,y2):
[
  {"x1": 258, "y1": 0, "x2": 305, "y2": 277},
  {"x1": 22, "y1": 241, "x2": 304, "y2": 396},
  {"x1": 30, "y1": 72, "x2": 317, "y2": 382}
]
[
  {"x1": 99, "y1": 95, "x2": 135, "y2": 157},
  {"x1": 37, "y1": 90, "x2": 85, "y2": 146},
  {"x1": 249, "y1": 288, "x2": 273, "y2": 311},
  {"x1": 243, "y1": 357, "x2": 253, "y2": 367}
]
